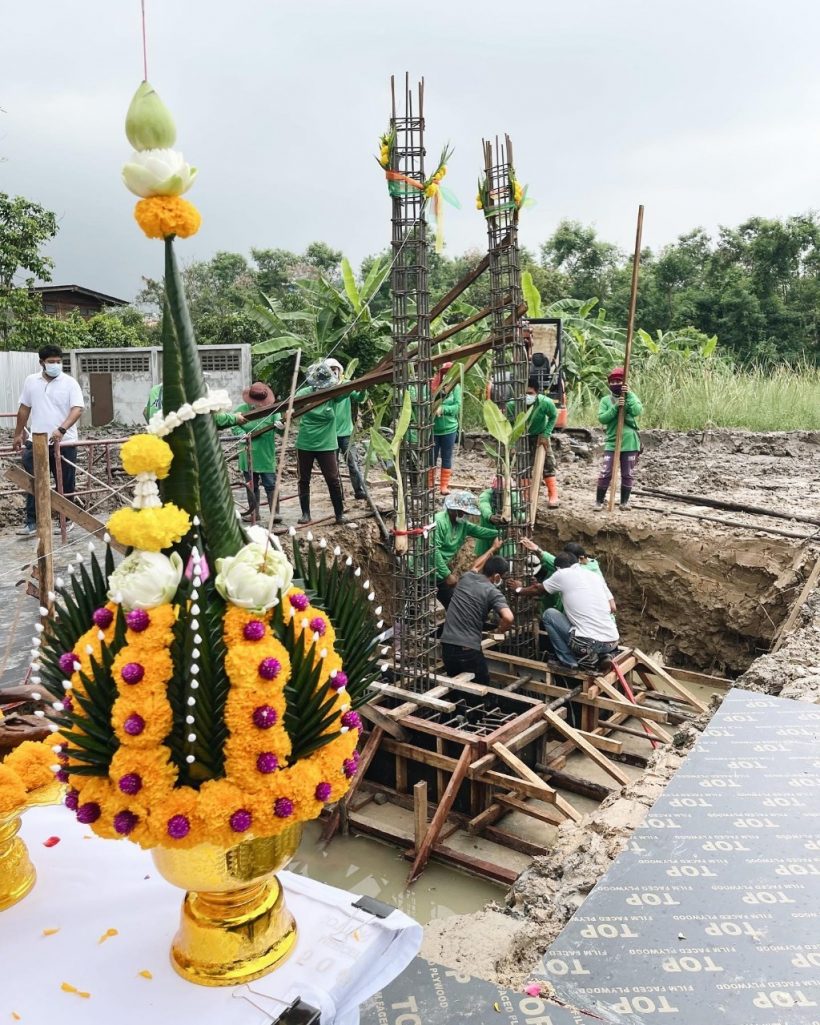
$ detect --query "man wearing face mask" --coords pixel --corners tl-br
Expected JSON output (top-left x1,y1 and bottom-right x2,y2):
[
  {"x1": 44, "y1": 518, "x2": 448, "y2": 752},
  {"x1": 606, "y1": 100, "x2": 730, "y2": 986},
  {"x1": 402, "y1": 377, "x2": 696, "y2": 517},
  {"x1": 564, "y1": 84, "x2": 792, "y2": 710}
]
[
  {"x1": 595, "y1": 367, "x2": 643, "y2": 510},
  {"x1": 507, "y1": 377, "x2": 559, "y2": 509},
  {"x1": 441, "y1": 545, "x2": 514, "y2": 685},
  {"x1": 13, "y1": 345, "x2": 85, "y2": 538}
]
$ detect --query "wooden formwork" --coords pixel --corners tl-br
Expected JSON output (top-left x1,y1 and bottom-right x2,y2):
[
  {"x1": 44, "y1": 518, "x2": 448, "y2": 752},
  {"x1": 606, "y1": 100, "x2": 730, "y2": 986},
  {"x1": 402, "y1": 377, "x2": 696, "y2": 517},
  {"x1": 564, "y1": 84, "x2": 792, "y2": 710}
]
[{"x1": 321, "y1": 645, "x2": 720, "y2": 884}]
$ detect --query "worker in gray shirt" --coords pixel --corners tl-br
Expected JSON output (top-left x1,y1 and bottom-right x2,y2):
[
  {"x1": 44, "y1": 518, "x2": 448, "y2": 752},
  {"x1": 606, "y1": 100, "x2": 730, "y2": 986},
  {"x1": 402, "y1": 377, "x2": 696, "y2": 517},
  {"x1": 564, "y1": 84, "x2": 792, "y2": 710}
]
[{"x1": 441, "y1": 540, "x2": 514, "y2": 684}]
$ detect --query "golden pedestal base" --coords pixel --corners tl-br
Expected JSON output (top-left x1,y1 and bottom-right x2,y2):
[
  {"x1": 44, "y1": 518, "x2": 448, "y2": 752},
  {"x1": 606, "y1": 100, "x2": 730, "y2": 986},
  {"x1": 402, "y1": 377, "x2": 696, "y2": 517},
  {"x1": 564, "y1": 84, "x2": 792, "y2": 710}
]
[
  {"x1": 152, "y1": 824, "x2": 303, "y2": 987},
  {"x1": 0, "y1": 814, "x2": 36, "y2": 912}
]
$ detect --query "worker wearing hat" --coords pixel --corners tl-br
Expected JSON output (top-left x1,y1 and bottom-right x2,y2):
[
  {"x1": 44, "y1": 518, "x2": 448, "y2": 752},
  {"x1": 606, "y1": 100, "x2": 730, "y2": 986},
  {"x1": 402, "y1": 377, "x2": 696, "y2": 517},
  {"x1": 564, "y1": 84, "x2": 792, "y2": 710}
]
[
  {"x1": 295, "y1": 360, "x2": 346, "y2": 524},
  {"x1": 430, "y1": 361, "x2": 461, "y2": 496},
  {"x1": 326, "y1": 357, "x2": 367, "y2": 502},
  {"x1": 595, "y1": 366, "x2": 643, "y2": 510},
  {"x1": 231, "y1": 381, "x2": 282, "y2": 522},
  {"x1": 432, "y1": 491, "x2": 500, "y2": 609}
]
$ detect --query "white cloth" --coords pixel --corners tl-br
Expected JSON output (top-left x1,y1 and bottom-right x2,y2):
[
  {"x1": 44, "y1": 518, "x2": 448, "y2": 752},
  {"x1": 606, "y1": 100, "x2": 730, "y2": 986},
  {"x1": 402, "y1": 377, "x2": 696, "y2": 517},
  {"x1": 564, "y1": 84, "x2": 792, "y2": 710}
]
[
  {"x1": 3, "y1": 806, "x2": 421, "y2": 1025},
  {"x1": 543, "y1": 563, "x2": 618, "y2": 643},
  {"x1": 18, "y1": 372, "x2": 85, "y2": 442}
]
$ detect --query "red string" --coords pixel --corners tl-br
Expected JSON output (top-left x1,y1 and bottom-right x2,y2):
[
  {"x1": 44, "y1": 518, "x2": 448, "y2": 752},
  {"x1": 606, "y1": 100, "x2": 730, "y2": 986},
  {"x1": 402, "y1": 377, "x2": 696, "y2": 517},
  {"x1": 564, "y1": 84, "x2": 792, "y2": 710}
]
[{"x1": 140, "y1": 0, "x2": 148, "y2": 80}]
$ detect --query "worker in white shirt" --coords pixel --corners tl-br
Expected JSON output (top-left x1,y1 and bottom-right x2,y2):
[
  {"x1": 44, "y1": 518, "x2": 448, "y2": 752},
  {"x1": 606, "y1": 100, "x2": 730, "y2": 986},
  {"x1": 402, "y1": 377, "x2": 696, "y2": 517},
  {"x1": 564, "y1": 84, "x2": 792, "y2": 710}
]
[
  {"x1": 12, "y1": 345, "x2": 85, "y2": 538},
  {"x1": 515, "y1": 551, "x2": 619, "y2": 671}
]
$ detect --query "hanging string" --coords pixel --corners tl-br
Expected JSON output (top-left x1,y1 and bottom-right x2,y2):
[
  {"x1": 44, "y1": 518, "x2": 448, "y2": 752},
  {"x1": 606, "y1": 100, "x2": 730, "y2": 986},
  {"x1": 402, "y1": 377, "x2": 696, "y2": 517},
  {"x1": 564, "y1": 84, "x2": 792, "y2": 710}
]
[{"x1": 140, "y1": 0, "x2": 148, "y2": 81}]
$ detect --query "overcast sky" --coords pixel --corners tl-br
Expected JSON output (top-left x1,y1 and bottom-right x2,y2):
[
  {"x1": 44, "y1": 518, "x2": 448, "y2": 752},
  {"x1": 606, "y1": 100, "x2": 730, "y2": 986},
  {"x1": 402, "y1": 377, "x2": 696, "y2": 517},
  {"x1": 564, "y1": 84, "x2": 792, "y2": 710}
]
[{"x1": 3, "y1": 0, "x2": 820, "y2": 302}]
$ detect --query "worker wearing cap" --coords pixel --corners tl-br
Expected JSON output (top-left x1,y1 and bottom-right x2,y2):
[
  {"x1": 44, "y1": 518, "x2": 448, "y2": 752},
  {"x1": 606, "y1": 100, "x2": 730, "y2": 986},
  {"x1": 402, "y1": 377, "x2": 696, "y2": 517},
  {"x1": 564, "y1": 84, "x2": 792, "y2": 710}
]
[
  {"x1": 507, "y1": 377, "x2": 559, "y2": 509},
  {"x1": 231, "y1": 381, "x2": 282, "y2": 522},
  {"x1": 595, "y1": 366, "x2": 642, "y2": 510},
  {"x1": 326, "y1": 358, "x2": 367, "y2": 501},
  {"x1": 430, "y1": 361, "x2": 461, "y2": 496},
  {"x1": 432, "y1": 491, "x2": 499, "y2": 609},
  {"x1": 295, "y1": 361, "x2": 346, "y2": 525}
]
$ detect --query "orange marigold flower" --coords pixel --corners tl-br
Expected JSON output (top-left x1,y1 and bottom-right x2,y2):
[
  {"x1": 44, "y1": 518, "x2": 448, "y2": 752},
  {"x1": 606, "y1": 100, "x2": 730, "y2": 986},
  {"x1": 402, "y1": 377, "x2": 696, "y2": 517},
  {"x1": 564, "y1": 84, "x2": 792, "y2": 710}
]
[
  {"x1": 4, "y1": 740, "x2": 57, "y2": 793},
  {"x1": 0, "y1": 765, "x2": 27, "y2": 815},
  {"x1": 134, "y1": 195, "x2": 201, "y2": 240},
  {"x1": 147, "y1": 787, "x2": 200, "y2": 849},
  {"x1": 111, "y1": 691, "x2": 173, "y2": 749}
]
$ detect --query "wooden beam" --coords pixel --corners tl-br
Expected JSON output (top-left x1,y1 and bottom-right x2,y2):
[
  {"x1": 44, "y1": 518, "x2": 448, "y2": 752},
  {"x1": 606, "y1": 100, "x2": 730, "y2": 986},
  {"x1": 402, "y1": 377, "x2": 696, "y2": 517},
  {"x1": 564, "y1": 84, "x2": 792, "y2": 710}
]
[
  {"x1": 494, "y1": 793, "x2": 565, "y2": 826},
  {"x1": 321, "y1": 726, "x2": 384, "y2": 842},
  {"x1": 595, "y1": 678, "x2": 674, "y2": 743},
  {"x1": 358, "y1": 702, "x2": 408, "y2": 741},
  {"x1": 632, "y1": 648, "x2": 709, "y2": 712},
  {"x1": 539, "y1": 767, "x2": 616, "y2": 803},
  {"x1": 482, "y1": 827, "x2": 548, "y2": 858},
  {"x1": 770, "y1": 556, "x2": 820, "y2": 652},
  {"x1": 413, "y1": 780, "x2": 427, "y2": 851},
  {"x1": 657, "y1": 666, "x2": 732, "y2": 690},
  {"x1": 407, "y1": 745, "x2": 473, "y2": 884},
  {"x1": 543, "y1": 709, "x2": 631, "y2": 787},
  {"x1": 573, "y1": 729, "x2": 623, "y2": 754},
  {"x1": 490, "y1": 742, "x2": 581, "y2": 822},
  {"x1": 32, "y1": 434, "x2": 55, "y2": 609},
  {"x1": 373, "y1": 683, "x2": 457, "y2": 713}
]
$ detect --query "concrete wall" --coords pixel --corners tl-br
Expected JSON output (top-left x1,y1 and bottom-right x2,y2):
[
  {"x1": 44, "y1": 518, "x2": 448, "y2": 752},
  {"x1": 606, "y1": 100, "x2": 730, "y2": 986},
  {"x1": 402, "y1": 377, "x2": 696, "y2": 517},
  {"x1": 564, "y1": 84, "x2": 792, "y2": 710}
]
[{"x1": 0, "y1": 352, "x2": 42, "y2": 424}]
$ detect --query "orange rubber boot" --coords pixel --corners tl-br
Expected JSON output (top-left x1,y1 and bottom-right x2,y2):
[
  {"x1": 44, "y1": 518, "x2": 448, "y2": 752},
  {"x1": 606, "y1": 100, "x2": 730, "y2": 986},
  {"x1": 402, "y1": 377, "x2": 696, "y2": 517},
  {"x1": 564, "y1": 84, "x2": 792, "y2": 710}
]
[
  {"x1": 545, "y1": 476, "x2": 559, "y2": 508},
  {"x1": 428, "y1": 467, "x2": 437, "y2": 490},
  {"x1": 439, "y1": 468, "x2": 452, "y2": 495}
]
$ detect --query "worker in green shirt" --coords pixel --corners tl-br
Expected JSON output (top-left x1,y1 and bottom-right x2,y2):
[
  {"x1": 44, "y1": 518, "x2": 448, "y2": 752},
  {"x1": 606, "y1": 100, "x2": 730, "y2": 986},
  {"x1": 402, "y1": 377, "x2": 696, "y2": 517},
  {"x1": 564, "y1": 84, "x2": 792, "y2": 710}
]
[
  {"x1": 143, "y1": 383, "x2": 247, "y2": 430},
  {"x1": 326, "y1": 358, "x2": 367, "y2": 501},
  {"x1": 432, "y1": 491, "x2": 499, "y2": 609},
  {"x1": 520, "y1": 536, "x2": 614, "y2": 619},
  {"x1": 475, "y1": 476, "x2": 523, "y2": 560},
  {"x1": 295, "y1": 361, "x2": 346, "y2": 525},
  {"x1": 507, "y1": 377, "x2": 559, "y2": 510},
  {"x1": 595, "y1": 366, "x2": 643, "y2": 510},
  {"x1": 430, "y1": 361, "x2": 460, "y2": 496},
  {"x1": 231, "y1": 381, "x2": 282, "y2": 523}
]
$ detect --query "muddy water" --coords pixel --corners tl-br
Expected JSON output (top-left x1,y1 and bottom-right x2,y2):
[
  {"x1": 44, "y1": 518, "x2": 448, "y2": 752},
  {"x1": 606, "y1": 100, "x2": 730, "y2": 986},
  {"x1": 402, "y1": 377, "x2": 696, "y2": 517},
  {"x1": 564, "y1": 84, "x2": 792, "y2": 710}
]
[{"x1": 290, "y1": 822, "x2": 504, "y2": 925}]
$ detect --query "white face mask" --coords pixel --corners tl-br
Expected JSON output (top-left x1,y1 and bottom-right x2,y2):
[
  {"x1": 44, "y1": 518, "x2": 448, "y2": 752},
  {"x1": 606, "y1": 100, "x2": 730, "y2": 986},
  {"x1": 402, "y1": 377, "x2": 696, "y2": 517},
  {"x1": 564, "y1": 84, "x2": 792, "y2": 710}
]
[
  {"x1": 525, "y1": 394, "x2": 536, "y2": 406},
  {"x1": 43, "y1": 363, "x2": 62, "y2": 378}
]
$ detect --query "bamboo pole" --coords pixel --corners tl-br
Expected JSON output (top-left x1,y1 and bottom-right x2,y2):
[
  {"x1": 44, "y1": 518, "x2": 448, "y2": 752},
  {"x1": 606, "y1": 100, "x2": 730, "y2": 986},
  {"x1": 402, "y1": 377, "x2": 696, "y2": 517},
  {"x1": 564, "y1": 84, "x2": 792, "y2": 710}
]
[
  {"x1": 32, "y1": 434, "x2": 55, "y2": 610},
  {"x1": 265, "y1": 349, "x2": 301, "y2": 540},
  {"x1": 607, "y1": 204, "x2": 644, "y2": 511}
]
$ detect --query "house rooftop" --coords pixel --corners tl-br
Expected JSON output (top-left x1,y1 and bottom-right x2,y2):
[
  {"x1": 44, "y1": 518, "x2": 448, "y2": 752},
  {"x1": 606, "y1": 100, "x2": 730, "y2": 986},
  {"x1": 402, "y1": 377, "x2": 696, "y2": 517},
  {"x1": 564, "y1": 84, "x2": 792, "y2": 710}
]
[{"x1": 32, "y1": 284, "x2": 129, "y2": 307}]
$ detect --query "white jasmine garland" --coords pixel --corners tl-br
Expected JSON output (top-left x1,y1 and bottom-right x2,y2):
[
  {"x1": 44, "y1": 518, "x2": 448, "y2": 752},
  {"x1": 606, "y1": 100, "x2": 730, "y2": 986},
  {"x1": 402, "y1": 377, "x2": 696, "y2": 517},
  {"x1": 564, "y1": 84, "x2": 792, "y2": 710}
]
[{"x1": 146, "y1": 389, "x2": 236, "y2": 438}]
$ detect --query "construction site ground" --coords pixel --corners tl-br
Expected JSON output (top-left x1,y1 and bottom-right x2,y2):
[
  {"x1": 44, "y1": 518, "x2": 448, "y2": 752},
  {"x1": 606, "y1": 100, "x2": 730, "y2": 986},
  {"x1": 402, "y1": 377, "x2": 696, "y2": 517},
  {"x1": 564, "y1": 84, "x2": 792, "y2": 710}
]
[{"x1": 2, "y1": 425, "x2": 820, "y2": 990}]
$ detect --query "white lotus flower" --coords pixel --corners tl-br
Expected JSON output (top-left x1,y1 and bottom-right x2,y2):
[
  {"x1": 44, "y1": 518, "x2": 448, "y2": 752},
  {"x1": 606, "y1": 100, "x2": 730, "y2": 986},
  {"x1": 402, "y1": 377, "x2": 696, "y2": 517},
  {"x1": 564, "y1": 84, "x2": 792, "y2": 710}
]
[
  {"x1": 122, "y1": 148, "x2": 198, "y2": 198},
  {"x1": 245, "y1": 524, "x2": 285, "y2": 553},
  {"x1": 215, "y1": 543, "x2": 293, "y2": 611},
  {"x1": 108, "y1": 551, "x2": 183, "y2": 610}
]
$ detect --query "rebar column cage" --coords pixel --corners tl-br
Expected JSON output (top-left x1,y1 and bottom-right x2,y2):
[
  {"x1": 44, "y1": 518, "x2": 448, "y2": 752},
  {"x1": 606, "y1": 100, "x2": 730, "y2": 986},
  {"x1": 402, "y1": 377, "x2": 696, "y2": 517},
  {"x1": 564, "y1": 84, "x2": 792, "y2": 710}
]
[
  {"x1": 482, "y1": 135, "x2": 536, "y2": 657},
  {"x1": 388, "y1": 75, "x2": 437, "y2": 691}
]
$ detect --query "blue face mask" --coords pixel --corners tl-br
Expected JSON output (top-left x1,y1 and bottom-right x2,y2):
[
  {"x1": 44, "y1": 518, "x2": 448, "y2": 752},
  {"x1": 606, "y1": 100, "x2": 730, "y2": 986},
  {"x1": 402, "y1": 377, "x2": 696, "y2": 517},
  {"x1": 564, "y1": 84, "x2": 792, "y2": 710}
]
[{"x1": 44, "y1": 363, "x2": 62, "y2": 378}]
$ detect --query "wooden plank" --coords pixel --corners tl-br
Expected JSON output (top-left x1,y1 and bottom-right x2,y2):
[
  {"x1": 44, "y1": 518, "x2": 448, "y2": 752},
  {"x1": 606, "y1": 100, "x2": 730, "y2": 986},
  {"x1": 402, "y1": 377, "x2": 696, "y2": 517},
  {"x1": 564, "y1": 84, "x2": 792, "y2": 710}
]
[
  {"x1": 539, "y1": 766, "x2": 617, "y2": 803},
  {"x1": 543, "y1": 709, "x2": 631, "y2": 787},
  {"x1": 467, "y1": 802, "x2": 508, "y2": 833},
  {"x1": 484, "y1": 702, "x2": 549, "y2": 748},
  {"x1": 481, "y1": 769, "x2": 564, "y2": 802},
  {"x1": 632, "y1": 648, "x2": 709, "y2": 712},
  {"x1": 658, "y1": 666, "x2": 732, "y2": 691},
  {"x1": 413, "y1": 780, "x2": 427, "y2": 851},
  {"x1": 408, "y1": 745, "x2": 473, "y2": 883},
  {"x1": 431, "y1": 844, "x2": 519, "y2": 886},
  {"x1": 383, "y1": 685, "x2": 450, "y2": 720},
  {"x1": 321, "y1": 726, "x2": 384, "y2": 842},
  {"x1": 482, "y1": 827, "x2": 548, "y2": 858},
  {"x1": 494, "y1": 793, "x2": 565, "y2": 826},
  {"x1": 771, "y1": 556, "x2": 820, "y2": 652},
  {"x1": 32, "y1": 434, "x2": 55, "y2": 608},
  {"x1": 573, "y1": 729, "x2": 623, "y2": 754},
  {"x1": 489, "y1": 742, "x2": 582, "y2": 822},
  {"x1": 395, "y1": 754, "x2": 407, "y2": 794},
  {"x1": 596, "y1": 678, "x2": 674, "y2": 744},
  {"x1": 469, "y1": 719, "x2": 551, "y2": 774},
  {"x1": 371, "y1": 683, "x2": 457, "y2": 713},
  {"x1": 358, "y1": 702, "x2": 408, "y2": 741}
]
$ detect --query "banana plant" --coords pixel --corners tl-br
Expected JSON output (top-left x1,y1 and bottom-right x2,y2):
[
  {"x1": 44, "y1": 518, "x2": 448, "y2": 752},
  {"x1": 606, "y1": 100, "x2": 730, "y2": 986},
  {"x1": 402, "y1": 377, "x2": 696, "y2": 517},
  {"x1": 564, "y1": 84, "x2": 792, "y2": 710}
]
[
  {"x1": 482, "y1": 399, "x2": 530, "y2": 521},
  {"x1": 368, "y1": 390, "x2": 414, "y2": 555}
]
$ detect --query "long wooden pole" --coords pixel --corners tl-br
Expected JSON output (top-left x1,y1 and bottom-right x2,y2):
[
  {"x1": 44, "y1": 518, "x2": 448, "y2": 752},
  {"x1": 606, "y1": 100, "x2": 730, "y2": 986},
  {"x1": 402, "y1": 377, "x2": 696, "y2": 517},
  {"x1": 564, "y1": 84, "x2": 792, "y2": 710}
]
[
  {"x1": 32, "y1": 433, "x2": 55, "y2": 610},
  {"x1": 607, "y1": 204, "x2": 644, "y2": 511},
  {"x1": 265, "y1": 349, "x2": 301, "y2": 540}
]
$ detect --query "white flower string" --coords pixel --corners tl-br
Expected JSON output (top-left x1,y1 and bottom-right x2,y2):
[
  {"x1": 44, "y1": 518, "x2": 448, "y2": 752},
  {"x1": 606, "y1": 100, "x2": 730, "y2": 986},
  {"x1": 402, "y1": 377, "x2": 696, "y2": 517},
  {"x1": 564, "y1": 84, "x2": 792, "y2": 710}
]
[{"x1": 146, "y1": 388, "x2": 233, "y2": 438}]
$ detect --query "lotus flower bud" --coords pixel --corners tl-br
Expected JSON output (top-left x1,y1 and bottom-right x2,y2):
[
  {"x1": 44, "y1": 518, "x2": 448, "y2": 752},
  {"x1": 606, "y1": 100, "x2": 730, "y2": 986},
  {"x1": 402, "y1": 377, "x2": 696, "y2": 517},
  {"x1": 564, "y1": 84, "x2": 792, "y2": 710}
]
[{"x1": 125, "y1": 80, "x2": 177, "y2": 151}]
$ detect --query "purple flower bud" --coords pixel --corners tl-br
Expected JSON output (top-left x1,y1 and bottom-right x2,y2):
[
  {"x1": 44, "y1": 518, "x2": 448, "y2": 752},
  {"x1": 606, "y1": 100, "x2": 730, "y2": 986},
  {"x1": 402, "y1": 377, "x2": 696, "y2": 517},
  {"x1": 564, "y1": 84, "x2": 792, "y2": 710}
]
[
  {"x1": 93, "y1": 607, "x2": 114, "y2": 629},
  {"x1": 252, "y1": 705, "x2": 277, "y2": 729},
  {"x1": 56, "y1": 768, "x2": 69, "y2": 783},
  {"x1": 315, "y1": 781, "x2": 332, "y2": 802},
  {"x1": 330, "y1": 671, "x2": 348, "y2": 691},
  {"x1": 343, "y1": 757, "x2": 358, "y2": 779},
  {"x1": 118, "y1": 773, "x2": 142, "y2": 795},
  {"x1": 274, "y1": 797, "x2": 294, "y2": 818},
  {"x1": 289, "y1": 592, "x2": 309, "y2": 611},
  {"x1": 61, "y1": 695, "x2": 73, "y2": 712},
  {"x1": 341, "y1": 710, "x2": 362, "y2": 731},
  {"x1": 77, "y1": 802, "x2": 101, "y2": 824},
  {"x1": 123, "y1": 713, "x2": 145, "y2": 736},
  {"x1": 113, "y1": 810, "x2": 138, "y2": 835},
  {"x1": 64, "y1": 788, "x2": 79, "y2": 811},
  {"x1": 120, "y1": 662, "x2": 144, "y2": 684},
  {"x1": 126, "y1": 609, "x2": 150, "y2": 633},
  {"x1": 58, "y1": 652, "x2": 78, "y2": 676},
  {"x1": 243, "y1": 619, "x2": 266, "y2": 641},
  {"x1": 309, "y1": 616, "x2": 326, "y2": 636},
  {"x1": 166, "y1": 815, "x2": 190, "y2": 840},
  {"x1": 258, "y1": 657, "x2": 281, "y2": 680},
  {"x1": 256, "y1": 752, "x2": 279, "y2": 774},
  {"x1": 229, "y1": 809, "x2": 253, "y2": 833}
]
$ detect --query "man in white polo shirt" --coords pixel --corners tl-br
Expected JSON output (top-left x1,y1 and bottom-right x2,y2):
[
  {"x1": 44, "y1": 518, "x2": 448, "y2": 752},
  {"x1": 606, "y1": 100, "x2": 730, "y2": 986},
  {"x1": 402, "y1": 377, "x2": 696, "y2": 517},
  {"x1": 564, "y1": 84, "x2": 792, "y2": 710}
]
[
  {"x1": 516, "y1": 551, "x2": 619, "y2": 671},
  {"x1": 12, "y1": 344, "x2": 85, "y2": 538}
]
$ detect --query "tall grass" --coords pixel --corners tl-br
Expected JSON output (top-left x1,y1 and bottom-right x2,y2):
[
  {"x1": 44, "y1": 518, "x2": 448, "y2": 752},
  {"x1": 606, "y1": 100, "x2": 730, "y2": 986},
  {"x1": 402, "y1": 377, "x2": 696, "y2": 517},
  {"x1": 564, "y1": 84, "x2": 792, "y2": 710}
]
[{"x1": 570, "y1": 361, "x2": 820, "y2": 431}]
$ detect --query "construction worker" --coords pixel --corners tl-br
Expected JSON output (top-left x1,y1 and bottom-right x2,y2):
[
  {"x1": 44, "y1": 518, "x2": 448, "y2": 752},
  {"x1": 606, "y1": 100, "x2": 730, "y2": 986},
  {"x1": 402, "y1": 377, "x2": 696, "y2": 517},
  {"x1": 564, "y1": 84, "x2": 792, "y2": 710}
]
[
  {"x1": 295, "y1": 361, "x2": 346, "y2": 525},
  {"x1": 520, "y1": 537, "x2": 615, "y2": 618},
  {"x1": 595, "y1": 366, "x2": 642, "y2": 510},
  {"x1": 507, "y1": 377, "x2": 559, "y2": 510},
  {"x1": 441, "y1": 544, "x2": 514, "y2": 685},
  {"x1": 231, "y1": 381, "x2": 282, "y2": 522},
  {"x1": 433, "y1": 491, "x2": 499, "y2": 609},
  {"x1": 326, "y1": 358, "x2": 367, "y2": 501},
  {"x1": 475, "y1": 477, "x2": 507, "y2": 558},
  {"x1": 430, "y1": 361, "x2": 461, "y2": 496}
]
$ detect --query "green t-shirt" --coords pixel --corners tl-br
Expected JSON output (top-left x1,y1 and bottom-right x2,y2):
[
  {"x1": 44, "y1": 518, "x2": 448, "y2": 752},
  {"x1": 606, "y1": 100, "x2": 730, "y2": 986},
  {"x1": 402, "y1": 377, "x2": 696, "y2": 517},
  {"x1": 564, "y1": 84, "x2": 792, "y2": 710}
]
[
  {"x1": 598, "y1": 392, "x2": 642, "y2": 452},
  {"x1": 507, "y1": 394, "x2": 558, "y2": 437},
  {"x1": 232, "y1": 403, "x2": 282, "y2": 472},
  {"x1": 334, "y1": 390, "x2": 365, "y2": 438},
  {"x1": 434, "y1": 384, "x2": 461, "y2": 437},
  {"x1": 296, "y1": 386, "x2": 339, "y2": 452},
  {"x1": 432, "y1": 509, "x2": 498, "y2": 581},
  {"x1": 475, "y1": 487, "x2": 520, "y2": 559}
]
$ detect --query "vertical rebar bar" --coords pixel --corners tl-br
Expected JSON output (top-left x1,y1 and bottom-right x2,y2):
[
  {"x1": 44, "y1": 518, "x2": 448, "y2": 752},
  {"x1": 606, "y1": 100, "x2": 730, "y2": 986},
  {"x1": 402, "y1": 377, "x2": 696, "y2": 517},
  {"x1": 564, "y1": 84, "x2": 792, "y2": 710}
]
[
  {"x1": 481, "y1": 134, "x2": 536, "y2": 657},
  {"x1": 388, "y1": 74, "x2": 437, "y2": 692}
]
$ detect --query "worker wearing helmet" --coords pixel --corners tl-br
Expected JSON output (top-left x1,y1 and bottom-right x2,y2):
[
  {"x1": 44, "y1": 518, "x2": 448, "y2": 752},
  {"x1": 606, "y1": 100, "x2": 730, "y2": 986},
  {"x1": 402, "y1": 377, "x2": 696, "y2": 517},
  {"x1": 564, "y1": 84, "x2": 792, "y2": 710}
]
[
  {"x1": 595, "y1": 366, "x2": 642, "y2": 511},
  {"x1": 430, "y1": 361, "x2": 461, "y2": 496},
  {"x1": 326, "y1": 358, "x2": 367, "y2": 501},
  {"x1": 432, "y1": 491, "x2": 499, "y2": 609}
]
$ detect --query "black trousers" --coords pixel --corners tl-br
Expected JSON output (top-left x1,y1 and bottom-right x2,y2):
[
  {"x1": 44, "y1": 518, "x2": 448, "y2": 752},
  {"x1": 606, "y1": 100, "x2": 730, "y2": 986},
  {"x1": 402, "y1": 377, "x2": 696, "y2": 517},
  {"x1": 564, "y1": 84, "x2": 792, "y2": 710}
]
[
  {"x1": 442, "y1": 643, "x2": 490, "y2": 685},
  {"x1": 296, "y1": 448, "x2": 344, "y2": 518}
]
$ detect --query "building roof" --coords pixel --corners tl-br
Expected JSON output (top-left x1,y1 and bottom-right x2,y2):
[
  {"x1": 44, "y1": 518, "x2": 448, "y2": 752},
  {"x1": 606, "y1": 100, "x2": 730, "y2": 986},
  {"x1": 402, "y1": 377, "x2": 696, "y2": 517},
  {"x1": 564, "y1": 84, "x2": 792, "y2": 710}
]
[{"x1": 32, "y1": 284, "x2": 129, "y2": 307}]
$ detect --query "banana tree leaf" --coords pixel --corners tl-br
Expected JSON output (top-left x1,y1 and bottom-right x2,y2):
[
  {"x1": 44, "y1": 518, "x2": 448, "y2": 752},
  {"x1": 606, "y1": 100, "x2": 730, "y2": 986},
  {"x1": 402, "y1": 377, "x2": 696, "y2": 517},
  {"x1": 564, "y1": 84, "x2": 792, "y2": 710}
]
[{"x1": 340, "y1": 258, "x2": 362, "y2": 314}]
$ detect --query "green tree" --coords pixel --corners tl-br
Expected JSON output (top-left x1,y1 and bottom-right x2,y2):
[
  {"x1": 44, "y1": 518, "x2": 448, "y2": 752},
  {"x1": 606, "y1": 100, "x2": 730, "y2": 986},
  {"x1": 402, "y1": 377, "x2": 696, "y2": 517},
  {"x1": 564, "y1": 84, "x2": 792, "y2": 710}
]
[
  {"x1": 540, "y1": 220, "x2": 622, "y2": 305},
  {"x1": 0, "y1": 192, "x2": 58, "y2": 349}
]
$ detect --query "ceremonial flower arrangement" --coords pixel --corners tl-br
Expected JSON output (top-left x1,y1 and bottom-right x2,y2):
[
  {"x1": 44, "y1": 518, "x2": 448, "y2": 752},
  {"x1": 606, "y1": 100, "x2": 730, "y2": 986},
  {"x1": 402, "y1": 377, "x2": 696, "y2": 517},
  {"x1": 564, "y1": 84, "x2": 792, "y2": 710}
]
[
  {"x1": 378, "y1": 130, "x2": 458, "y2": 251},
  {"x1": 476, "y1": 165, "x2": 529, "y2": 215}
]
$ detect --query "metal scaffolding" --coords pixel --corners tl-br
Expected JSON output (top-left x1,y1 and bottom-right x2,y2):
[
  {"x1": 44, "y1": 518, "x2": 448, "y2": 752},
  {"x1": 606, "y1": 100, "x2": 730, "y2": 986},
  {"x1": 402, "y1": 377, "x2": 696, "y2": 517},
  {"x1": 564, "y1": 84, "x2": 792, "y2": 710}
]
[
  {"x1": 481, "y1": 134, "x2": 536, "y2": 657},
  {"x1": 388, "y1": 75, "x2": 437, "y2": 691}
]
